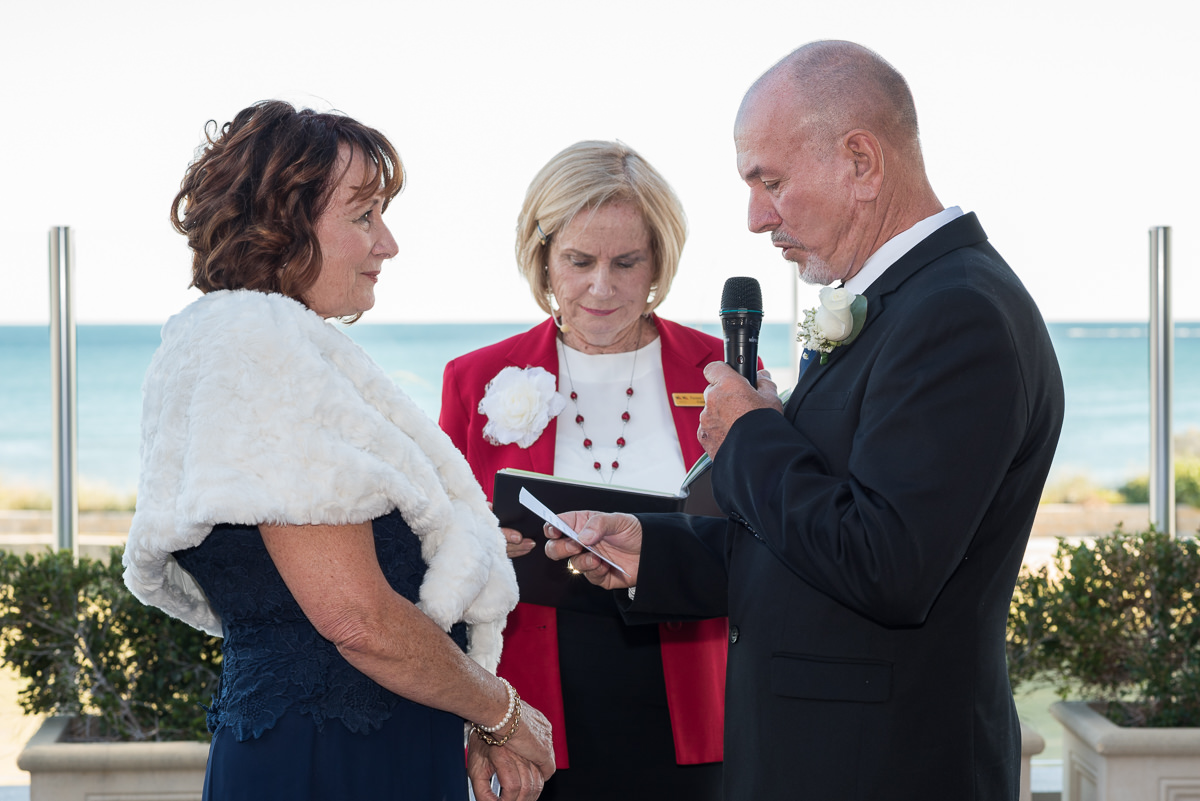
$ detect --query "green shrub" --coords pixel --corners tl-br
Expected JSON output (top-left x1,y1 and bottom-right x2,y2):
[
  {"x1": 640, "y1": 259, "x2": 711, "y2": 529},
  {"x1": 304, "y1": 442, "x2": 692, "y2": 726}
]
[
  {"x1": 1007, "y1": 527, "x2": 1200, "y2": 727},
  {"x1": 0, "y1": 480, "x2": 137, "y2": 511},
  {"x1": 1040, "y1": 474, "x2": 1123, "y2": 504},
  {"x1": 1180, "y1": 460, "x2": 1200, "y2": 507},
  {"x1": 1118, "y1": 458, "x2": 1200, "y2": 506},
  {"x1": 0, "y1": 547, "x2": 220, "y2": 741},
  {"x1": 1118, "y1": 478, "x2": 1148, "y2": 503}
]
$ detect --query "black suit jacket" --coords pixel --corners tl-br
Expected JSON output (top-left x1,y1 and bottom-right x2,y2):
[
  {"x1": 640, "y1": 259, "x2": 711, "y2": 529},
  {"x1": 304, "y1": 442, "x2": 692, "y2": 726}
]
[{"x1": 626, "y1": 214, "x2": 1064, "y2": 801}]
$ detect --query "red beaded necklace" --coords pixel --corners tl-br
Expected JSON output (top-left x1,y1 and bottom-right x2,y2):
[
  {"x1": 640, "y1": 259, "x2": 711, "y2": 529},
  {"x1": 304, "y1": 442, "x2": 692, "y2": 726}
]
[{"x1": 559, "y1": 326, "x2": 641, "y2": 483}]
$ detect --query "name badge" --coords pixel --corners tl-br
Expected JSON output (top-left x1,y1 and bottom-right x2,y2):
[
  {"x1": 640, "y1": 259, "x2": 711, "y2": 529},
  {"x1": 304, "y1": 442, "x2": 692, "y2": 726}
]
[{"x1": 671, "y1": 393, "x2": 705, "y2": 407}]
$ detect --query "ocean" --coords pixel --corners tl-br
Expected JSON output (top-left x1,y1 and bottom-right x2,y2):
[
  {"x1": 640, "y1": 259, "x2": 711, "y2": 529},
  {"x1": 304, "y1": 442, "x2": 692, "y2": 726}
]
[{"x1": 1, "y1": 321, "x2": 1199, "y2": 495}]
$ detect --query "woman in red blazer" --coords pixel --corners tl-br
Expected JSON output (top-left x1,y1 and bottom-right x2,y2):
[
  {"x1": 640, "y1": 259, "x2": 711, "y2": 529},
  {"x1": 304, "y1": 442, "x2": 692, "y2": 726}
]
[{"x1": 440, "y1": 141, "x2": 728, "y2": 800}]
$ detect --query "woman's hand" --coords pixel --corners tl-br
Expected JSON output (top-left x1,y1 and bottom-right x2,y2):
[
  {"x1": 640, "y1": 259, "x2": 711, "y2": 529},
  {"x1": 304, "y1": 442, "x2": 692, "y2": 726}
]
[
  {"x1": 467, "y1": 701, "x2": 555, "y2": 801},
  {"x1": 543, "y1": 511, "x2": 642, "y2": 590},
  {"x1": 503, "y1": 526, "x2": 537, "y2": 559}
]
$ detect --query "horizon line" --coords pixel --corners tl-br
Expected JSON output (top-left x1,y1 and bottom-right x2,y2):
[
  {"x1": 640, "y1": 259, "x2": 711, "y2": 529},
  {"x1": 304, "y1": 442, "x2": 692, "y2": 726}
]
[{"x1": 3, "y1": 317, "x2": 1200, "y2": 327}]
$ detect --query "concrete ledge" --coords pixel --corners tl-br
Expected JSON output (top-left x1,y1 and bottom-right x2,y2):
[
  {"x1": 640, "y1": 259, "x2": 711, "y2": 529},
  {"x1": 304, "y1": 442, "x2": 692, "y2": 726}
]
[
  {"x1": 0, "y1": 512, "x2": 133, "y2": 536},
  {"x1": 1030, "y1": 504, "x2": 1200, "y2": 539},
  {"x1": 0, "y1": 512, "x2": 133, "y2": 560},
  {"x1": 0, "y1": 505, "x2": 1195, "y2": 548},
  {"x1": 1052, "y1": 701, "x2": 1200, "y2": 801},
  {"x1": 1051, "y1": 701, "x2": 1200, "y2": 755},
  {"x1": 17, "y1": 717, "x2": 207, "y2": 801},
  {"x1": 17, "y1": 717, "x2": 209, "y2": 772}
]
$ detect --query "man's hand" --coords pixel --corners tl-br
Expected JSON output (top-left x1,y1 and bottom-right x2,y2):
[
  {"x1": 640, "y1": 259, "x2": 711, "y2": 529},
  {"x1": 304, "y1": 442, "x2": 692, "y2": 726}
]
[
  {"x1": 698, "y1": 363, "x2": 783, "y2": 458},
  {"x1": 543, "y1": 511, "x2": 642, "y2": 590}
]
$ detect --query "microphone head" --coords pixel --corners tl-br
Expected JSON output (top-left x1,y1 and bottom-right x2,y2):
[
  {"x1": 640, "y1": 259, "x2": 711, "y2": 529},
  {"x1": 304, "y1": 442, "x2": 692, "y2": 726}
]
[{"x1": 720, "y1": 276, "x2": 763, "y2": 314}]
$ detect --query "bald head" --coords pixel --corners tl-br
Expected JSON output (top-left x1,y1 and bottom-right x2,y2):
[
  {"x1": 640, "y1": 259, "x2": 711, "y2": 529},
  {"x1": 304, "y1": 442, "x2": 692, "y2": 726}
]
[
  {"x1": 741, "y1": 40, "x2": 922, "y2": 162},
  {"x1": 733, "y1": 40, "x2": 943, "y2": 284}
]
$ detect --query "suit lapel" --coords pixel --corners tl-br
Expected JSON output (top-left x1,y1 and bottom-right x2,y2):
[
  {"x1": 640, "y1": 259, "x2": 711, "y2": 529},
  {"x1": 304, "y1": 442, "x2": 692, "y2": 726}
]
[
  {"x1": 868, "y1": 212, "x2": 988, "y2": 300},
  {"x1": 783, "y1": 213, "x2": 989, "y2": 422}
]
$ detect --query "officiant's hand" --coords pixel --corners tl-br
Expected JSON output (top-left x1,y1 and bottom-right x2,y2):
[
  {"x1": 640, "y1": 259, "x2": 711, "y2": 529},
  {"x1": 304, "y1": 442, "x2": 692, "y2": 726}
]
[
  {"x1": 467, "y1": 700, "x2": 554, "y2": 801},
  {"x1": 503, "y1": 527, "x2": 537, "y2": 558},
  {"x1": 486, "y1": 503, "x2": 537, "y2": 558},
  {"x1": 544, "y1": 511, "x2": 641, "y2": 590}
]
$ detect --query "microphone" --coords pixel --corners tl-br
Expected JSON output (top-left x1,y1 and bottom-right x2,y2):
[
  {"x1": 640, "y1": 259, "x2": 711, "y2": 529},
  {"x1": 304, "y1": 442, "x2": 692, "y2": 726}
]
[{"x1": 720, "y1": 277, "x2": 763, "y2": 387}]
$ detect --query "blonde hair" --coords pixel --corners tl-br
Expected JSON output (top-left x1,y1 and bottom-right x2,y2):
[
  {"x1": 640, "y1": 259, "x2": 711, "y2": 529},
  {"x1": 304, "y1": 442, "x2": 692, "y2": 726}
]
[{"x1": 515, "y1": 141, "x2": 687, "y2": 316}]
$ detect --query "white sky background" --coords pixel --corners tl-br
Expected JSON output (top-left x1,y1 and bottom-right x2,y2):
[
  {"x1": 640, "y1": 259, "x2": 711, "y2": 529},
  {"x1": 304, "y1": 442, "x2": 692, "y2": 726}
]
[{"x1": 0, "y1": 0, "x2": 1196, "y2": 326}]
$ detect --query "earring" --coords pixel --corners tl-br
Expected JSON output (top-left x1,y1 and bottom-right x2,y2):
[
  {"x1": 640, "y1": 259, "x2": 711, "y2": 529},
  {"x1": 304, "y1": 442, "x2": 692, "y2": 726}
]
[{"x1": 549, "y1": 299, "x2": 570, "y2": 333}]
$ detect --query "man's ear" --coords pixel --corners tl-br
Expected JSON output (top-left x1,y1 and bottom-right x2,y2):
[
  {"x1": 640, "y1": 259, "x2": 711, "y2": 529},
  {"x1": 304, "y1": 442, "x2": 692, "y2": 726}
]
[{"x1": 844, "y1": 130, "x2": 884, "y2": 201}]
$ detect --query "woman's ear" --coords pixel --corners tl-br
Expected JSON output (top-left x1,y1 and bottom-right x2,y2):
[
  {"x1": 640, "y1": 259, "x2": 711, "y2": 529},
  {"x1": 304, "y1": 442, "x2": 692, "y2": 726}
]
[{"x1": 844, "y1": 130, "x2": 884, "y2": 202}]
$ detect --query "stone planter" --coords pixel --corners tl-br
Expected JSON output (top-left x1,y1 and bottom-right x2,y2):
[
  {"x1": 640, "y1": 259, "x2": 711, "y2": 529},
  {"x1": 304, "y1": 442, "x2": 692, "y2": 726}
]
[
  {"x1": 17, "y1": 715, "x2": 208, "y2": 801},
  {"x1": 1052, "y1": 700, "x2": 1200, "y2": 801}
]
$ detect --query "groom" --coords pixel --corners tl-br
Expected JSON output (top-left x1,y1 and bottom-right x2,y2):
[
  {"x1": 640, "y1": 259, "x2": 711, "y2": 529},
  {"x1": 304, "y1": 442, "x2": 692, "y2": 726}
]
[{"x1": 546, "y1": 40, "x2": 1065, "y2": 801}]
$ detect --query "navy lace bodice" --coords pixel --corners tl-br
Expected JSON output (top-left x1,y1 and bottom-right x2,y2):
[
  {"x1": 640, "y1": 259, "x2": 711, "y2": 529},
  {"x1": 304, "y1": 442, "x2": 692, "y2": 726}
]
[{"x1": 174, "y1": 509, "x2": 467, "y2": 741}]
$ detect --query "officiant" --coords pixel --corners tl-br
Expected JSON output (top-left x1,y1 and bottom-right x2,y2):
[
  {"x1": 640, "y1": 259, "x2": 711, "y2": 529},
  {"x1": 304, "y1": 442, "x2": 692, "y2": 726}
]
[{"x1": 439, "y1": 140, "x2": 744, "y2": 801}]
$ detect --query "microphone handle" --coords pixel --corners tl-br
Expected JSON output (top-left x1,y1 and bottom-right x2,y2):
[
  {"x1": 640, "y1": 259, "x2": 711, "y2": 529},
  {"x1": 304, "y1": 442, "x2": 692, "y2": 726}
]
[{"x1": 722, "y1": 313, "x2": 760, "y2": 388}]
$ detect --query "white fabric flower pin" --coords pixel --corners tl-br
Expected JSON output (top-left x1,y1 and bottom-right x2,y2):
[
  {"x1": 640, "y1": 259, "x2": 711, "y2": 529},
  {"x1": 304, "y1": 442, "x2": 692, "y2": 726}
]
[
  {"x1": 797, "y1": 286, "x2": 868, "y2": 365},
  {"x1": 478, "y1": 366, "x2": 567, "y2": 448}
]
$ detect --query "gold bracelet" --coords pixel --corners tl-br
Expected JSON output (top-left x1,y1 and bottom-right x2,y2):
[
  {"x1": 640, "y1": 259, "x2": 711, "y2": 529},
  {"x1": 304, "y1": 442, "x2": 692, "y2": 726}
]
[{"x1": 472, "y1": 700, "x2": 522, "y2": 747}]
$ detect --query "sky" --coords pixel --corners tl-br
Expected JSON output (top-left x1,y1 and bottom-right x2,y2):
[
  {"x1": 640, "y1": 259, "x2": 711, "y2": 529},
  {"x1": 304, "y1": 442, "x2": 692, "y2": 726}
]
[{"x1": 1, "y1": 0, "x2": 1197, "y2": 327}]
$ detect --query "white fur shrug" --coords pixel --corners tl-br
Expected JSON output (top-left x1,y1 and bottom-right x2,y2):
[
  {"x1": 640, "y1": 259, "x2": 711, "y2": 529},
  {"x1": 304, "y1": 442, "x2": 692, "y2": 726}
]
[{"x1": 122, "y1": 290, "x2": 517, "y2": 672}]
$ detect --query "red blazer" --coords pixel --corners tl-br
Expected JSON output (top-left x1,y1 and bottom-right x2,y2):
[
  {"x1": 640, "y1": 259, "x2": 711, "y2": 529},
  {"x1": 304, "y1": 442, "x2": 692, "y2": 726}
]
[{"x1": 439, "y1": 316, "x2": 728, "y2": 767}]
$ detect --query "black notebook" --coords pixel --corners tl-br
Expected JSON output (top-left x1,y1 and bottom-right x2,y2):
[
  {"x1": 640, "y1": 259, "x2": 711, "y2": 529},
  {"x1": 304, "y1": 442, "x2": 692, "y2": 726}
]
[{"x1": 492, "y1": 457, "x2": 723, "y2": 608}]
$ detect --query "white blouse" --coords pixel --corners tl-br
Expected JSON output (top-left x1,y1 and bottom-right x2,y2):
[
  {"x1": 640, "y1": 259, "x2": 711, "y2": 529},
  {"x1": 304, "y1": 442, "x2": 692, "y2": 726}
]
[{"x1": 553, "y1": 337, "x2": 687, "y2": 494}]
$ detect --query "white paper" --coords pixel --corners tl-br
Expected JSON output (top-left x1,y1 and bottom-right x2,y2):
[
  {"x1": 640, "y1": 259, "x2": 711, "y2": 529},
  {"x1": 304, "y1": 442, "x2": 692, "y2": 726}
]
[{"x1": 518, "y1": 487, "x2": 631, "y2": 577}]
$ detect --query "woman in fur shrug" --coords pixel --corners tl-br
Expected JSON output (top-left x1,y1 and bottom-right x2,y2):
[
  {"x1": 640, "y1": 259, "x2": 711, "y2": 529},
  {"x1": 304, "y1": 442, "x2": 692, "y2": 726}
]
[{"x1": 123, "y1": 101, "x2": 553, "y2": 801}]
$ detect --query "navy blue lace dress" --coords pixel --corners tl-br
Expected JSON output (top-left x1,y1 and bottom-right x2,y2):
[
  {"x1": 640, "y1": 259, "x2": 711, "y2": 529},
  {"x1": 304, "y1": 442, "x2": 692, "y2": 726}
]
[{"x1": 174, "y1": 509, "x2": 469, "y2": 801}]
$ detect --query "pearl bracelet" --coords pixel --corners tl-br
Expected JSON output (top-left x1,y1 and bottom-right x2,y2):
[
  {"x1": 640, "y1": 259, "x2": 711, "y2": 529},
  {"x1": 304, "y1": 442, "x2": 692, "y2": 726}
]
[
  {"x1": 477, "y1": 677, "x2": 518, "y2": 734},
  {"x1": 472, "y1": 701, "x2": 522, "y2": 747}
]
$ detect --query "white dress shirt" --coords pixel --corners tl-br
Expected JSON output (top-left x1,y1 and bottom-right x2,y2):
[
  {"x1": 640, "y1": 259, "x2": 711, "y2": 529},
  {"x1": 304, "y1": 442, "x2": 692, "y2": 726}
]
[{"x1": 844, "y1": 206, "x2": 964, "y2": 294}]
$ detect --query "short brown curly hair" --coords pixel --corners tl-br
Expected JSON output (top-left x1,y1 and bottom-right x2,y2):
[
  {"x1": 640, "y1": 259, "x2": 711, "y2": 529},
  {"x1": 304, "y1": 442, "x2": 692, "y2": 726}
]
[{"x1": 171, "y1": 100, "x2": 404, "y2": 305}]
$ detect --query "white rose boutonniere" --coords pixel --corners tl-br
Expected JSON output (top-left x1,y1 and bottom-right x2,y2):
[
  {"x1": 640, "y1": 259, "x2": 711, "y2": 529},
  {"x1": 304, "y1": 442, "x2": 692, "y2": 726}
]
[
  {"x1": 797, "y1": 286, "x2": 868, "y2": 365},
  {"x1": 478, "y1": 366, "x2": 567, "y2": 448}
]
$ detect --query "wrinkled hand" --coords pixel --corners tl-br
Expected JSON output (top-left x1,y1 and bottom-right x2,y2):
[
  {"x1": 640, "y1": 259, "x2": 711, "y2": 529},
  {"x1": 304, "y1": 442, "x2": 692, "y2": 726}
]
[
  {"x1": 698, "y1": 363, "x2": 782, "y2": 458},
  {"x1": 487, "y1": 502, "x2": 536, "y2": 560},
  {"x1": 467, "y1": 701, "x2": 555, "y2": 801},
  {"x1": 503, "y1": 526, "x2": 536, "y2": 559},
  {"x1": 543, "y1": 511, "x2": 642, "y2": 590}
]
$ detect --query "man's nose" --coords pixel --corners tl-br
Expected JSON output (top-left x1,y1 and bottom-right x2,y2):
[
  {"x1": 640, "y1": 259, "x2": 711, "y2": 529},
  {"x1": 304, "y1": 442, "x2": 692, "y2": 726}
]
[{"x1": 747, "y1": 190, "x2": 781, "y2": 234}]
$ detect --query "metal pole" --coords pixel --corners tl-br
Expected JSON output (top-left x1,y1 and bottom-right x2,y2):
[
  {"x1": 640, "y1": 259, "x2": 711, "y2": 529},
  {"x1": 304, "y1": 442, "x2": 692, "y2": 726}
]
[
  {"x1": 49, "y1": 226, "x2": 79, "y2": 557},
  {"x1": 1148, "y1": 226, "x2": 1174, "y2": 537}
]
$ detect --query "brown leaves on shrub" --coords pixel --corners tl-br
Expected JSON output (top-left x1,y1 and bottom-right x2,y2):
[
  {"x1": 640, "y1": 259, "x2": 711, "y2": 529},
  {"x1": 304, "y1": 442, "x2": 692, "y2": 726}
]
[
  {"x1": 1007, "y1": 527, "x2": 1200, "y2": 727},
  {"x1": 0, "y1": 548, "x2": 220, "y2": 741}
]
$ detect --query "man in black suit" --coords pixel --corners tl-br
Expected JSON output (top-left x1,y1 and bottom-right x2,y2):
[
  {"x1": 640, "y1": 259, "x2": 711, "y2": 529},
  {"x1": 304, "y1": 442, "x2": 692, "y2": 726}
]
[{"x1": 546, "y1": 40, "x2": 1064, "y2": 800}]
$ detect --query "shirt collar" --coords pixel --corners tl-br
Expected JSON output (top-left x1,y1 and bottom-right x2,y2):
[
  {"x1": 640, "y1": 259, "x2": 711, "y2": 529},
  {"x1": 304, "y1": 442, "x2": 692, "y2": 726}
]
[{"x1": 843, "y1": 206, "x2": 963, "y2": 294}]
